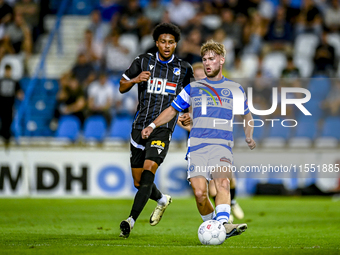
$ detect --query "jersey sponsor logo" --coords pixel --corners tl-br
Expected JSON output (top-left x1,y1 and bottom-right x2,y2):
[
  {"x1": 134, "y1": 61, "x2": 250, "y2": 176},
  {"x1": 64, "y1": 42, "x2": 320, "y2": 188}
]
[
  {"x1": 147, "y1": 78, "x2": 178, "y2": 95},
  {"x1": 173, "y1": 67, "x2": 181, "y2": 76},
  {"x1": 220, "y1": 157, "x2": 232, "y2": 164},
  {"x1": 149, "y1": 64, "x2": 154, "y2": 70}
]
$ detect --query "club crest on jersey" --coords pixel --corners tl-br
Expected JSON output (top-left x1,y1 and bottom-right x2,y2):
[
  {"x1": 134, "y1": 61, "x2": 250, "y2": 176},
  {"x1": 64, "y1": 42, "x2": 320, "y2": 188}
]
[
  {"x1": 221, "y1": 88, "x2": 231, "y2": 97},
  {"x1": 173, "y1": 68, "x2": 181, "y2": 76},
  {"x1": 147, "y1": 78, "x2": 177, "y2": 95}
]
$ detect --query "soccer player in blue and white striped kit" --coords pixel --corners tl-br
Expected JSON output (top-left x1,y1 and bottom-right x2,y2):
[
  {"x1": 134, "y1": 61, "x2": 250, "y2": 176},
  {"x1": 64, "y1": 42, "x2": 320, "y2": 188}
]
[{"x1": 142, "y1": 40, "x2": 256, "y2": 239}]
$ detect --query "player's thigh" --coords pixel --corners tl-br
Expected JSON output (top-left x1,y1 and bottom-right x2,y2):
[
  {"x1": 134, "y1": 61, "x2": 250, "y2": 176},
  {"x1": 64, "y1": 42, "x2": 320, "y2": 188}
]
[
  {"x1": 209, "y1": 145, "x2": 233, "y2": 180},
  {"x1": 187, "y1": 149, "x2": 210, "y2": 181},
  {"x1": 130, "y1": 129, "x2": 147, "y2": 169},
  {"x1": 145, "y1": 128, "x2": 171, "y2": 168}
]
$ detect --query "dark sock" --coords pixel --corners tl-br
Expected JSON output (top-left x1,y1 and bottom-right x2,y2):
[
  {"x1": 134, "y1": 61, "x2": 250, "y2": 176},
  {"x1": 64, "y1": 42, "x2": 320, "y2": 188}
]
[
  {"x1": 230, "y1": 188, "x2": 236, "y2": 205},
  {"x1": 130, "y1": 171, "x2": 155, "y2": 221},
  {"x1": 149, "y1": 183, "x2": 162, "y2": 201}
]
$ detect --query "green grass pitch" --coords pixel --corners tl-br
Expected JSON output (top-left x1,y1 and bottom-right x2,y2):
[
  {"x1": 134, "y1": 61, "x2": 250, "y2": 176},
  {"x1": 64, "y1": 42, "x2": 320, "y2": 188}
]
[{"x1": 0, "y1": 197, "x2": 339, "y2": 255}]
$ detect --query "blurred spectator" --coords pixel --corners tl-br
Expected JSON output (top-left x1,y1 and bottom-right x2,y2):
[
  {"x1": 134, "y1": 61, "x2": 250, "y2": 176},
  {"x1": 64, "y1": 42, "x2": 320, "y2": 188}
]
[
  {"x1": 87, "y1": 72, "x2": 114, "y2": 124},
  {"x1": 192, "y1": 62, "x2": 206, "y2": 80},
  {"x1": 0, "y1": 64, "x2": 24, "y2": 146},
  {"x1": 243, "y1": 11, "x2": 267, "y2": 55},
  {"x1": 263, "y1": 6, "x2": 293, "y2": 55},
  {"x1": 71, "y1": 53, "x2": 96, "y2": 89},
  {"x1": 296, "y1": 0, "x2": 322, "y2": 36},
  {"x1": 119, "y1": 0, "x2": 149, "y2": 38},
  {"x1": 313, "y1": 30, "x2": 336, "y2": 76},
  {"x1": 4, "y1": 12, "x2": 32, "y2": 55},
  {"x1": 103, "y1": 29, "x2": 132, "y2": 74},
  {"x1": 166, "y1": 0, "x2": 196, "y2": 28},
  {"x1": 0, "y1": 0, "x2": 13, "y2": 40},
  {"x1": 178, "y1": 28, "x2": 202, "y2": 64},
  {"x1": 212, "y1": 28, "x2": 234, "y2": 69},
  {"x1": 321, "y1": 80, "x2": 340, "y2": 116},
  {"x1": 52, "y1": 75, "x2": 86, "y2": 128},
  {"x1": 143, "y1": 0, "x2": 166, "y2": 26},
  {"x1": 96, "y1": 0, "x2": 122, "y2": 23},
  {"x1": 281, "y1": 55, "x2": 301, "y2": 79},
  {"x1": 87, "y1": 10, "x2": 110, "y2": 44},
  {"x1": 78, "y1": 29, "x2": 103, "y2": 64},
  {"x1": 324, "y1": 0, "x2": 340, "y2": 32},
  {"x1": 14, "y1": 0, "x2": 40, "y2": 43},
  {"x1": 220, "y1": 8, "x2": 243, "y2": 54},
  {"x1": 229, "y1": 55, "x2": 248, "y2": 79}
]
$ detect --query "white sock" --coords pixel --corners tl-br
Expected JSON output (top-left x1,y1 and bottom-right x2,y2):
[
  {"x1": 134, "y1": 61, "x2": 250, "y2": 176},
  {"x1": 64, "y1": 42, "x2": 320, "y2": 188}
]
[
  {"x1": 157, "y1": 194, "x2": 167, "y2": 206},
  {"x1": 127, "y1": 216, "x2": 135, "y2": 228},
  {"x1": 215, "y1": 204, "x2": 231, "y2": 225},
  {"x1": 201, "y1": 212, "x2": 214, "y2": 222}
]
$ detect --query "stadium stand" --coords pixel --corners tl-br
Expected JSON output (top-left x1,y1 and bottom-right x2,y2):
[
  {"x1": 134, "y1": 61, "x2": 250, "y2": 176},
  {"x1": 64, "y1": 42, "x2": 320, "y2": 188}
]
[{"x1": 0, "y1": 0, "x2": 338, "y2": 148}]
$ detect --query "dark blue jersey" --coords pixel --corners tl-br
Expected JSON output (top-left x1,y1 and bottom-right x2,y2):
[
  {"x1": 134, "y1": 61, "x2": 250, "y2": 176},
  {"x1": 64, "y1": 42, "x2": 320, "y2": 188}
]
[{"x1": 123, "y1": 52, "x2": 194, "y2": 131}]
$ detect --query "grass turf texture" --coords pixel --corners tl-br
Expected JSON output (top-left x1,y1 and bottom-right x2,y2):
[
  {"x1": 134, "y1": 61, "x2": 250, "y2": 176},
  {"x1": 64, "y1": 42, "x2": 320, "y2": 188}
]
[{"x1": 0, "y1": 197, "x2": 339, "y2": 255}]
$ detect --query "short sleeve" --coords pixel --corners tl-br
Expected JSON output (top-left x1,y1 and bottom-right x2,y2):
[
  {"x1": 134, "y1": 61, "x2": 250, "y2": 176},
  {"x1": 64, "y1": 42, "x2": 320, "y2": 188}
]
[
  {"x1": 182, "y1": 63, "x2": 194, "y2": 89},
  {"x1": 122, "y1": 55, "x2": 142, "y2": 81},
  {"x1": 171, "y1": 84, "x2": 191, "y2": 112}
]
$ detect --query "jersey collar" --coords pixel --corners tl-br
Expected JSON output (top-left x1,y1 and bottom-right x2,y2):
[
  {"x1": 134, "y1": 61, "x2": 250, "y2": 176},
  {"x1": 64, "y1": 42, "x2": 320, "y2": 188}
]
[
  {"x1": 156, "y1": 52, "x2": 175, "y2": 64},
  {"x1": 203, "y1": 76, "x2": 226, "y2": 84}
]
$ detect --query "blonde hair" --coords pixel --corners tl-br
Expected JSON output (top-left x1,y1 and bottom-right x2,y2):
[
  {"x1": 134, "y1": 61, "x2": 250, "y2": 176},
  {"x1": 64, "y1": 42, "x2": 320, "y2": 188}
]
[
  {"x1": 192, "y1": 62, "x2": 204, "y2": 72},
  {"x1": 200, "y1": 39, "x2": 226, "y2": 58}
]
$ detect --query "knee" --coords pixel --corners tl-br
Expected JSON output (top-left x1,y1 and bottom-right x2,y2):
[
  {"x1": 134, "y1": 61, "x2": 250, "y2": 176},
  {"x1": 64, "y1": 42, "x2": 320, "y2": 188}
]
[
  {"x1": 194, "y1": 188, "x2": 208, "y2": 202},
  {"x1": 215, "y1": 178, "x2": 230, "y2": 191}
]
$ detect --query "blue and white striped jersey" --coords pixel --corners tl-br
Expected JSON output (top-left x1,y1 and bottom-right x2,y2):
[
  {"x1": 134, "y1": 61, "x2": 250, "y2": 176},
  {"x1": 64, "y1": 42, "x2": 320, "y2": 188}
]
[{"x1": 171, "y1": 77, "x2": 249, "y2": 153}]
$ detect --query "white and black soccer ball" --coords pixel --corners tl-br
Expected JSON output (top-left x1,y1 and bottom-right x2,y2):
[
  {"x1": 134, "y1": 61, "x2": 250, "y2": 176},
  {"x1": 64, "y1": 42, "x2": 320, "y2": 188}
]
[{"x1": 198, "y1": 220, "x2": 226, "y2": 245}]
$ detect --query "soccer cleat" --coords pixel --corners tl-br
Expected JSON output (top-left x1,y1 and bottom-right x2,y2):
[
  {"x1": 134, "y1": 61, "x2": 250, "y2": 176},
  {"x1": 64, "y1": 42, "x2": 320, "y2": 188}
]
[
  {"x1": 224, "y1": 223, "x2": 247, "y2": 239},
  {"x1": 228, "y1": 214, "x2": 234, "y2": 224},
  {"x1": 231, "y1": 201, "x2": 245, "y2": 219},
  {"x1": 119, "y1": 217, "x2": 133, "y2": 238},
  {"x1": 150, "y1": 195, "x2": 172, "y2": 226}
]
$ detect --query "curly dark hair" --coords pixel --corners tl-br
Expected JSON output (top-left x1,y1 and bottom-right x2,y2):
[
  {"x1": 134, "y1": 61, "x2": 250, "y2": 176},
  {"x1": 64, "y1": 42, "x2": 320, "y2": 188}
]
[{"x1": 152, "y1": 23, "x2": 181, "y2": 42}]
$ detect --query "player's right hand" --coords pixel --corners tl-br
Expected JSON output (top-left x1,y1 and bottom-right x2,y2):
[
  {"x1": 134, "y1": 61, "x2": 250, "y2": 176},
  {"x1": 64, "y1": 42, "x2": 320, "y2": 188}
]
[
  {"x1": 135, "y1": 71, "x2": 151, "y2": 83},
  {"x1": 141, "y1": 126, "x2": 153, "y2": 139}
]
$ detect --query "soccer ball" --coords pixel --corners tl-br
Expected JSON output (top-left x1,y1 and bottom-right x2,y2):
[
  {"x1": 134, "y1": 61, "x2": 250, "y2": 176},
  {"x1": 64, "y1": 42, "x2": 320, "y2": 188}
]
[{"x1": 198, "y1": 220, "x2": 226, "y2": 245}]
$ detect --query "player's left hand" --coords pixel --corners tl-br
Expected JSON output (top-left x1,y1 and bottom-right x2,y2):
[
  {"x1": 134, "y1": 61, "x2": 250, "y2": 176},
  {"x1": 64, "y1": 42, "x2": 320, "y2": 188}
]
[
  {"x1": 179, "y1": 113, "x2": 191, "y2": 126},
  {"x1": 141, "y1": 127, "x2": 153, "y2": 139},
  {"x1": 246, "y1": 137, "x2": 256, "y2": 150}
]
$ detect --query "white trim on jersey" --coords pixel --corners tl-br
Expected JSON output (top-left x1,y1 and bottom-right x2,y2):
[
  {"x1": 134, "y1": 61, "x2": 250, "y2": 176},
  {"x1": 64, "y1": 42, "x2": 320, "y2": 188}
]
[
  {"x1": 122, "y1": 74, "x2": 130, "y2": 80},
  {"x1": 172, "y1": 100, "x2": 184, "y2": 111}
]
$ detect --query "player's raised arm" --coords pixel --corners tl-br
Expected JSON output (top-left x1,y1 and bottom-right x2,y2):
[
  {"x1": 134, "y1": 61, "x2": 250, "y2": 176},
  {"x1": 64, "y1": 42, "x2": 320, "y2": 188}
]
[
  {"x1": 242, "y1": 112, "x2": 256, "y2": 150},
  {"x1": 141, "y1": 106, "x2": 178, "y2": 139},
  {"x1": 119, "y1": 71, "x2": 151, "y2": 93}
]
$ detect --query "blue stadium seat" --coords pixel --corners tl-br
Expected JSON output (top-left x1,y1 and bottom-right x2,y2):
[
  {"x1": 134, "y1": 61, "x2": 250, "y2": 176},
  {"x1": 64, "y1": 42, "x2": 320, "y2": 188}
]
[
  {"x1": 321, "y1": 117, "x2": 340, "y2": 139},
  {"x1": 109, "y1": 115, "x2": 132, "y2": 141},
  {"x1": 172, "y1": 125, "x2": 188, "y2": 142},
  {"x1": 56, "y1": 115, "x2": 81, "y2": 141},
  {"x1": 294, "y1": 119, "x2": 318, "y2": 139},
  {"x1": 69, "y1": 0, "x2": 95, "y2": 15},
  {"x1": 84, "y1": 115, "x2": 107, "y2": 141},
  {"x1": 295, "y1": 100, "x2": 322, "y2": 121},
  {"x1": 268, "y1": 120, "x2": 292, "y2": 139},
  {"x1": 308, "y1": 77, "x2": 331, "y2": 101}
]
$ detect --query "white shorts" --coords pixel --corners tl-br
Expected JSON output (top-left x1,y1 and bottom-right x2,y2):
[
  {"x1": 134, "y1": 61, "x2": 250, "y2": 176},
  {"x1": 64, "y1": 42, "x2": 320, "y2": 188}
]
[{"x1": 187, "y1": 145, "x2": 233, "y2": 181}]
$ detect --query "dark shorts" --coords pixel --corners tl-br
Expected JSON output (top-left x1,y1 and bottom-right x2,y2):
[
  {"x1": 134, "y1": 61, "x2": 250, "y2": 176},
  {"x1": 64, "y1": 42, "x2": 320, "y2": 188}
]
[{"x1": 130, "y1": 128, "x2": 172, "y2": 168}]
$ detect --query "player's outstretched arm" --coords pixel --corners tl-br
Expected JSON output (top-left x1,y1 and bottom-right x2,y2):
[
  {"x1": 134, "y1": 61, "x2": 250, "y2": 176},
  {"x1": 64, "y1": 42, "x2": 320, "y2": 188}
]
[
  {"x1": 119, "y1": 71, "x2": 151, "y2": 93},
  {"x1": 141, "y1": 106, "x2": 179, "y2": 139},
  {"x1": 242, "y1": 112, "x2": 256, "y2": 150}
]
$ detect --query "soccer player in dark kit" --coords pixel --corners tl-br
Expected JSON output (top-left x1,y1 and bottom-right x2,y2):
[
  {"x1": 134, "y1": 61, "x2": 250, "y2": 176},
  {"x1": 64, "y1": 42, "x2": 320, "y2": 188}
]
[{"x1": 119, "y1": 23, "x2": 194, "y2": 238}]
